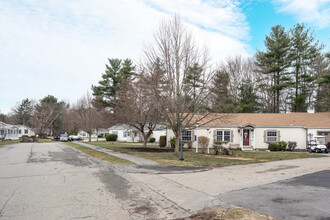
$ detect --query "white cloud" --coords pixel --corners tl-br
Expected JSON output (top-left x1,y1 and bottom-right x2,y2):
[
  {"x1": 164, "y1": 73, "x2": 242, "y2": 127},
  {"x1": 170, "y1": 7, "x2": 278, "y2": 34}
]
[
  {"x1": 273, "y1": 0, "x2": 330, "y2": 28},
  {"x1": 0, "y1": 0, "x2": 249, "y2": 114}
]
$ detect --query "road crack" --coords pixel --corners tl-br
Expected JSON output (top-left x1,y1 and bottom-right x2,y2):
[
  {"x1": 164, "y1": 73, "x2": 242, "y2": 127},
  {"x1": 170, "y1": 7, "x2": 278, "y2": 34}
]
[{"x1": 0, "y1": 191, "x2": 15, "y2": 216}]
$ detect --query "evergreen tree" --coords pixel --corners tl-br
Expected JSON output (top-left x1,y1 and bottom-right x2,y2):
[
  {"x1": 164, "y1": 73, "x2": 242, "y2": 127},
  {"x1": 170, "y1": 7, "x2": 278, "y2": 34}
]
[
  {"x1": 14, "y1": 98, "x2": 34, "y2": 126},
  {"x1": 256, "y1": 25, "x2": 291, "y2": 113},
  {"x1": 288, "y1": 23, "x2": 322, "y2": 112},
  {"x1": 314, "y1": 53, "x2": 330, "y2": 112},
  {"x1": 184, "y1": 63, "x2": 203, "y2": 100},
  {"x1": 91, "y1": 58, "x2": 135, "y2": 108},
  {"x1": 238, "y1": 79, "x2": 260, "y2": 113},
  {"x1": 210, "y1": 70, "x2": 239, "y2": 113}
]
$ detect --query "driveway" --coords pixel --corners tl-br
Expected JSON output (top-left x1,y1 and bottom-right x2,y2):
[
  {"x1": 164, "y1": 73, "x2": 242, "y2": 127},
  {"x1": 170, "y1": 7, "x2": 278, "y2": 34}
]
[{"x1": 220, "y1": 170, "x2": 330, "y2": 219}]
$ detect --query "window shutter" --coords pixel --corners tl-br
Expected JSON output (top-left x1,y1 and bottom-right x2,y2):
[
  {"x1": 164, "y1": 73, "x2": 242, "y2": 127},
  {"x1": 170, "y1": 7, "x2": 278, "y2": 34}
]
[
  {"x1": 264, "y1": 130, "x2": 267, "y2": 143},
  {"x1": 191, "y1": 130, "x2": 195, "y2": 141},
  {"x1": 213, "y1": 130, "x2": 216, "y2": 141},
  {"x1": 230, "y1": 130, "x2": 234, "y2": 142},
  {"x1": 278, "y1": 130, "x2": 280, "y2": 142}
]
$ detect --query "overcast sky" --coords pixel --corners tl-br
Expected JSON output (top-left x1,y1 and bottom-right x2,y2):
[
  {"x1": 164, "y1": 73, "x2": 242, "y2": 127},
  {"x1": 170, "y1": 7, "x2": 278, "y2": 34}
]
[{"x1": 0, "y1": 0, "x2": 329, "y2": 114}]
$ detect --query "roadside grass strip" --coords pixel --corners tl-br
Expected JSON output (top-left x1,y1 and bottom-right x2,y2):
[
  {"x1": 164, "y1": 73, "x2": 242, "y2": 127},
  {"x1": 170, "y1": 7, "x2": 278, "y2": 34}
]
[
  {"x1": 0, "y1": 140, "x2": 19, "y2": 147},
  {"x1": 64, "y1": 142, "x2": 135, "y2": 165},
  {"x1": 91, "y1": 141, "x2": 325, "y2": 167}
]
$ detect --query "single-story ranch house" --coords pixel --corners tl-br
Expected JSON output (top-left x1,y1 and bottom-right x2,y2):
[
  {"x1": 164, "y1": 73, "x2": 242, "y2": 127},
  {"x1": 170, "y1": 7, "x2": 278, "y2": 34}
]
[
  {"x1": 166, "y1": 112, "x2": 330, "y2": 150},
  {"x1": 109, "y1": 124, "x2": 167, "y2": 142},
  {"x1": 0, "y1": 122, "x2": 35, "y2": 140}
]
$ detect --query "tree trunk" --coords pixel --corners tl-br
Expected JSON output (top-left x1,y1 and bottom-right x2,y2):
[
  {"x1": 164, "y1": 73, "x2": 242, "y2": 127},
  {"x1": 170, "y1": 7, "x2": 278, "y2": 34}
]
[
  {"x1": 143, "y1": 138, "x2": 148, "y2": 148},
  {"x1": 174, "y1": 129, "x2": 180, "y2": 156},
  {"x1": 88, "y1": 132, "x2": 92, "y2": 142}
]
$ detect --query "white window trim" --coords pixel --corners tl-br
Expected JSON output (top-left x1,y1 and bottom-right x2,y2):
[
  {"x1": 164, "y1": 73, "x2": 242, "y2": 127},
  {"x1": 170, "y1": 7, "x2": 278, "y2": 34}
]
[
  {"x1": 216, "y1": 130, "x2": 231, "y2": 142},
  {"x1": 266, "y1": 130, "x2": 278, "y2": 142}
]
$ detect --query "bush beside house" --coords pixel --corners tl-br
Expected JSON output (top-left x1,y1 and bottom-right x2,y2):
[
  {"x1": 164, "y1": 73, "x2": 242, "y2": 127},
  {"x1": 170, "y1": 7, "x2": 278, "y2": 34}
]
[
  {"x1": 198, "y1": 136, "x2": 209, "y2": 154},
  {"x1": 106, "y1": 134, "x2": 118, "y2": 141},
  {"x1": 159, "y1": 136, "x2": 166, "y2": 148}
]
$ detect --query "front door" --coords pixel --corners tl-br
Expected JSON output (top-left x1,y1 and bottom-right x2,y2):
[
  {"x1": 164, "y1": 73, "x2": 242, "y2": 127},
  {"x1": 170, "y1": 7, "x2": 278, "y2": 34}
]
[{"x1": 243, "y1": 130, "x2": 250, "y2": 146}]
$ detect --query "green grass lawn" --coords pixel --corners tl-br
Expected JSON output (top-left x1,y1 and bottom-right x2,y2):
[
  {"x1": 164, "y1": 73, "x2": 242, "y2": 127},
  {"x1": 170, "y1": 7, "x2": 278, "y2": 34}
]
[
  {"x1": 91, "y1": 141, "x2": 326, "y2": 167},
  {"x1": 65, "y1": 142, "x2": 135, "y2": 165},
  {"x1": 0, "y1": 139, "x2": 19, "y2": 147}
]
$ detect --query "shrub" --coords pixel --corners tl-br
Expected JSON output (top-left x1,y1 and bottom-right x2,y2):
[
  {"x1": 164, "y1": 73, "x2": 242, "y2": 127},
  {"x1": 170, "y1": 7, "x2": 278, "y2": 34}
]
[
  {"x1": 149, "y1": 137, "x2": 156, "y2": 143},
  {"x1": 98, "y1": 134, "x2": 103, "y2": 138},
  {"x1": 187, "y1": 141, "x2": 193, "y2": 149},
  {"x1": 106, "y1": 134, "x2": 117, "y2": 141},
  {"x1": 268, "y1": 143, "x2": 280, "y2": 151},
  {"x1": 170, "y1": 137, "x2": 182, "y2": 148},
  {"x1": 278, "y1": 141, "x2": 287, "y2": 151},
  {"x1": 213, "y1": 141, "x2": 230, "y2": 155},
  {"x1": 287, "y1": 141, "x2": 297, "y2": 151},
  {"x1": 159, "y1": 136, "x2": 166, "y2": 148},
  {"x1": 326, "y1": 142, "x2": 330, "y2": 150},
  {"x1": 198, "y1": 136, "x2": 210, "y2": 154}
]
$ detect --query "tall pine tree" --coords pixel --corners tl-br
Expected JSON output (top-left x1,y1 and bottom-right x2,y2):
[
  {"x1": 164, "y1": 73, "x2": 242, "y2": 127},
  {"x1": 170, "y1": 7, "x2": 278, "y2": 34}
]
[
  {"x1": 238, "y1": 79, "x2": 260, "y2": 113},
  {"x1": 14, "y1": 98, "x2": 34, "y2": 126},
  {"x1": 256, "y1": 25, "x2": 291, "y2": 113},
  {"x1": 91, "y1": 58, "x2": 135, "y2": 109},
  {"x1": 210, "y1": 70, "x2": 239, "y2": 113},
  {"x1": 288, "y1": 23, "x2": 322, "y2": 112},
  {"x1": 313, "y1": 52, "x2": 330, "y2": 112}
]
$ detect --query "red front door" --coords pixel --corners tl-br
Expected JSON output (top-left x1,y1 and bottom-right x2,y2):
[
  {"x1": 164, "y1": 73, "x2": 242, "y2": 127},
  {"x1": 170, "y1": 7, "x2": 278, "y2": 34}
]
[{"x1": 243, "y1": 130, "x2": 249, "y2": 146}]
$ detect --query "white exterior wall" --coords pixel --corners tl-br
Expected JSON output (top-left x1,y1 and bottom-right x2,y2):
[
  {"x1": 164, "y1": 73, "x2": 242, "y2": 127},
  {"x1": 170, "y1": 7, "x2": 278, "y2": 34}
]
[
  {"x1": 151, "y1": 130, "x2": 166, "y2": 142},
  {"x1": 307, "y1": 128, "x2": 330, "y2": 137},
  {"x1": 254, "y1": 127, "x2": 307, "y2": 149},
  {"x1": 17, "y1": 126, "x2": 35, "y2": 138},
  {"x1": 306, "y1": 128, "x2": 330, "y2": 144},
  {"x1": 166, "y1": 126, "x2": 330, "y2": 150},
  {"x1": 166, "y1": 127, "x2": 241, "y2": 149}
]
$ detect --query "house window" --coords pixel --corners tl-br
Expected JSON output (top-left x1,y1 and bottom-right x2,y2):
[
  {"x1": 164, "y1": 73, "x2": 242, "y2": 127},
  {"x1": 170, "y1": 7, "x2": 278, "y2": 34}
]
[
  {"x1": 24, "y1": 129, "x2": 28, "y2": 134},
  {"x1": 123, "y1": 131, "x2": 130, "y2": 137},
  {"x1": 267, "y1": 131, "x2": 277, "y2": 142},
  {"x1": 111, "y1": 131, "x2": 118, "y2": 135},
  {"x1": 19, "y1": 129, "x2": 21, "y2": 134},
  {"x1": 216, "y1": 130, "x2": 231, "y2": 142},
  {"x1": 182, "y1": 130, "x2": 192, "y2": 141}
]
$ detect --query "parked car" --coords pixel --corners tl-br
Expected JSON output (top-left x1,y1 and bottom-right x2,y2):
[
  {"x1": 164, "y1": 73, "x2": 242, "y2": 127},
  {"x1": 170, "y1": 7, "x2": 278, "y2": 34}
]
[
  {"x1": 53, "y1": 135, "x2": 60, "y2": 141},
  {"x1": 68, "y1": 135, "x2": 81, "y2": 141},
  {"x1": 60, "y1": 134, "x2": 69, "y2": 142}
]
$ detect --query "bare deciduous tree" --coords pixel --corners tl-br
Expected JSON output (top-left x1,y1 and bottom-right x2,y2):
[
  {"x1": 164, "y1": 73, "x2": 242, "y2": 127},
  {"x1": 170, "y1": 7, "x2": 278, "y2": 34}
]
[
  {"x1": 31, "y1": 101, "x2": 65, "y2": 137},
  {"x1": 143, "y1": 16, "x2": 225, "y2": 154},
  {"x1": 74, "y1": 92, "x2": 106, "y2": 142},
  {"x1": 114, "y1": 74, "x2": 162, "y2": 148}
]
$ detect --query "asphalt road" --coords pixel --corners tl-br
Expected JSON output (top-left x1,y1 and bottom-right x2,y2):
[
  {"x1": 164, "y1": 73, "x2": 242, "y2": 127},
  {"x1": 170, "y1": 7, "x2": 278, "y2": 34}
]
[
  {"x1": 0, "y1": 143, "x2": 192, "y2": 219},
  {"x1": 2, "y1": 142, "x2": 330, "y2": 220},
  {"x1": 221, "y1": 170, "x2": 330, "y2": 220}
]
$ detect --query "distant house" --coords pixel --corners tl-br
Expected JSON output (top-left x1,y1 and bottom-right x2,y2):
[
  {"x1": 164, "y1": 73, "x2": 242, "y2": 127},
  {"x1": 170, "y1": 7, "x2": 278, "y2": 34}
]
[
  {"x1": 108, "y1": 124, "x2": 167, "y2": 142},
  {"x1": 77, "y1": 128, "x2": 109, "y2": 140},
  {"x1": 15, "y1": 125, "x2": 35, "y2": 138},
  {"x1": 166, "y1": 112, "x2": 330, "y2": 150},
  {"x1": 0, "y1": 122, "x2": 35, "y2": 140}
]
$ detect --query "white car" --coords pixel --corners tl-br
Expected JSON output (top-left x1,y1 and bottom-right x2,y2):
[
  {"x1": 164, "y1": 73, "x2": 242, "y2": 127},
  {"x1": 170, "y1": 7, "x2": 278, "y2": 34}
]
[
  {"x1": 60, "y1": 134, "x2": 68, "y2": 142},
  {"x1": 68, "y1": 135, "x2": 81, "y2": 141}
]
